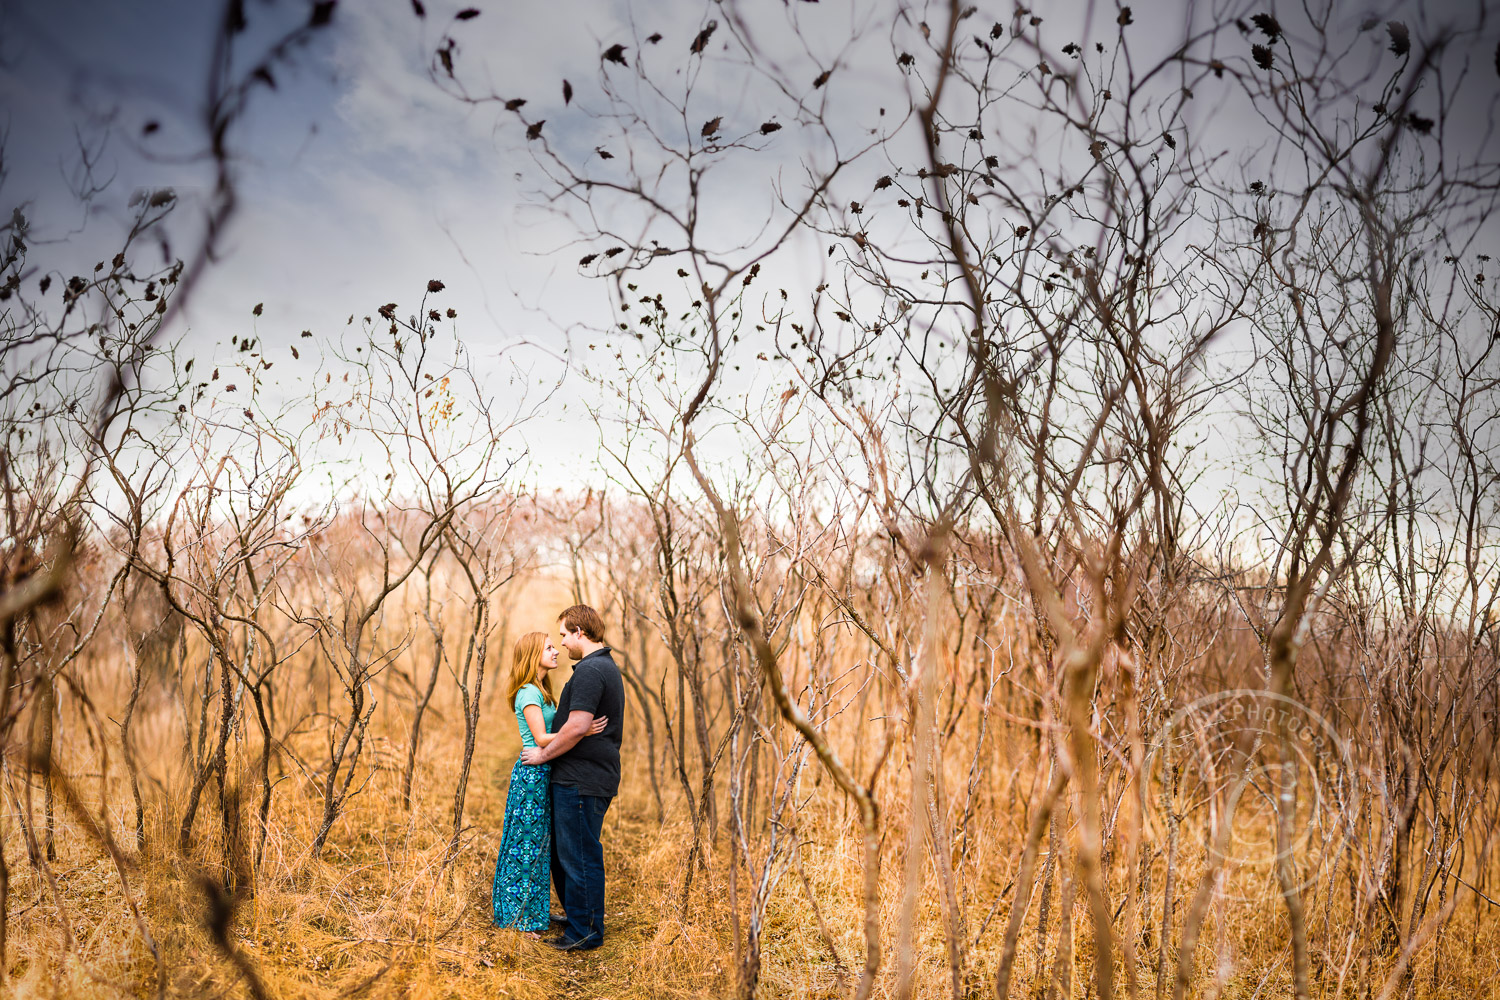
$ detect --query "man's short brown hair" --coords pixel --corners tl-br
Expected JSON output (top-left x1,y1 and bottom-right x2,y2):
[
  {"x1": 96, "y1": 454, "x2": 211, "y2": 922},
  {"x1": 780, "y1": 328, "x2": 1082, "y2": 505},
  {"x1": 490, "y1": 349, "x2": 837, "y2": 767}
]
[{"x1": 558, "y1": 604, "x2": 606, "y2": 642}]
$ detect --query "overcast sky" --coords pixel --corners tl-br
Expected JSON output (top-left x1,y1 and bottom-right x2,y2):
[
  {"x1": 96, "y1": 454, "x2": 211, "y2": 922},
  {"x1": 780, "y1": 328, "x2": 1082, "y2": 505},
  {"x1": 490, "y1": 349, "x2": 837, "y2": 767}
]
[
  {"x1": 2, "y1": 0, "x2": 592, "y2": 351},
  {"x1": 3, "y1": 0, "x2": 1496, "y2": 497}
]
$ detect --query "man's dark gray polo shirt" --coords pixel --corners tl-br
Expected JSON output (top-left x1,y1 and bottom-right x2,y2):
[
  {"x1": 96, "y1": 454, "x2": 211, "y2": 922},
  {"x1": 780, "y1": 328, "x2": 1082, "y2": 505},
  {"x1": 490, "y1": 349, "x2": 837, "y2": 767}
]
[{"x1": 549, "y1": 647, "x2": 625, "y2": 797}]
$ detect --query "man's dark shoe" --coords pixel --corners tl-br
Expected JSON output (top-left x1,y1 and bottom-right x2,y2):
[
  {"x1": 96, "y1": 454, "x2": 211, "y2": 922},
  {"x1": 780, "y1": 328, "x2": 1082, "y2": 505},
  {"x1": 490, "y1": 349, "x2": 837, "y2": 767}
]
[
  {"x1": 544, "y1": 935, "x2": 601, "y2": 952},
  {"x1": 549, "y1": 911, "x2": 568, "y2": 926}
]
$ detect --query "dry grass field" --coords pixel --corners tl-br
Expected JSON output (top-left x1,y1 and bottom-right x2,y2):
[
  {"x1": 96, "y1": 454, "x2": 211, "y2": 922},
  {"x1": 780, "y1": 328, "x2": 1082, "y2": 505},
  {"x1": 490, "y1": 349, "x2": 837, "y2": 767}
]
[{"x1": 6, "y1": 567, "x2": 1499, "y2": 1000}]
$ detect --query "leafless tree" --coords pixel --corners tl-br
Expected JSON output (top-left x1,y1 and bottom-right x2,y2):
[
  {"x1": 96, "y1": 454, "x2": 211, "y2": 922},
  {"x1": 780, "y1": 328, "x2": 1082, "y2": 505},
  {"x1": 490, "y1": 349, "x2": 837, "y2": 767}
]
[
  {"x1": 288, "y1": 285, "x2": 524, "y2": 857},
  {"x1": 443, "y1": 1, "x2": 1500, "y2": 998}
]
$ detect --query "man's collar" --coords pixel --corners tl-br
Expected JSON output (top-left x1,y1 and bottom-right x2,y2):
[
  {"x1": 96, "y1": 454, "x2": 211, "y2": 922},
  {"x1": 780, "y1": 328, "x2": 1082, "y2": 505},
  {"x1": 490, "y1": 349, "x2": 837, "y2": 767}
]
[{"x1": 576, "y1": 646, "x2": 612, "y2": 663}]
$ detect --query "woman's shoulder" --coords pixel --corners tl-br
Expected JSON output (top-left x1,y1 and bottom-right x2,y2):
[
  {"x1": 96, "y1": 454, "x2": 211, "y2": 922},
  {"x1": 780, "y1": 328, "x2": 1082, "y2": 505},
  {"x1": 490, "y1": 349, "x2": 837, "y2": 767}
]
[{"x1": 515, "y1": 683, "x2": 544, "y2": 706}]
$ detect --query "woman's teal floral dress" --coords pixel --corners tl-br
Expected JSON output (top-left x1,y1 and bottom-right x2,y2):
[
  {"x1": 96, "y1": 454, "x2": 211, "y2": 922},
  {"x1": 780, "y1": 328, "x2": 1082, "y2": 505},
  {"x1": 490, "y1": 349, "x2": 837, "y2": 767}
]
[{"x1": 492, "y1": 683, "x2": 554, "y2": 930}]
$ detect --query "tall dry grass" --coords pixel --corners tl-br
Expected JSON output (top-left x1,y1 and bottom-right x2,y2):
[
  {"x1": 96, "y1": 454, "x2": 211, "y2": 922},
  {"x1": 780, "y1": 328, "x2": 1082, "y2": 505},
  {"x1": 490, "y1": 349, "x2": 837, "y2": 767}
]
[
  {"x1": 5, "y1": 578, "x2": 585, "y2": 999},
  {"x1": 6, "y1": 541, "x2": 1499, "y2": 1000}
]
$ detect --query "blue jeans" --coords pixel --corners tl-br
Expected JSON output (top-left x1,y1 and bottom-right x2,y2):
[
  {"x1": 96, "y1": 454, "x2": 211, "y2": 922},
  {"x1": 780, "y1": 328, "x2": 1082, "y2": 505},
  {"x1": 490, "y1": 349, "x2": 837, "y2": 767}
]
[{"x1": 550, "y1": 783, "x2": 611, "y2": 946}]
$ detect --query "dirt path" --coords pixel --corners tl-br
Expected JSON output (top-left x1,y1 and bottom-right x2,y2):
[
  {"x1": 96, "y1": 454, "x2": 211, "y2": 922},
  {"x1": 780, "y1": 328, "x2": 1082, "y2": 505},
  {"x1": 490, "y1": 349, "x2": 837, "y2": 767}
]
[
  {"x1": 547, "y1": 807, "x2": 657, "y2": 1000},
  {"x1": 464, "y1": 745, "x2": 661, "y2": 1000}
]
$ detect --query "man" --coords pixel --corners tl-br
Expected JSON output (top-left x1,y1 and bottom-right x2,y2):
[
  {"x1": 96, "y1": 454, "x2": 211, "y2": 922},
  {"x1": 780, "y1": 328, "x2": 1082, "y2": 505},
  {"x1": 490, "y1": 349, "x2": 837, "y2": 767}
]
[{"x1": 520, "y1": 603, "x2": 624, "y2": 951}]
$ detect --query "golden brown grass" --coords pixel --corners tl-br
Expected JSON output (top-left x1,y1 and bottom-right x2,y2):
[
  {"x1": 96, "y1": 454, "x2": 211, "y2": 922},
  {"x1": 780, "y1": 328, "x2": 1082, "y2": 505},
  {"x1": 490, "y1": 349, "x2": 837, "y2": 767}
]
[
  {"x1": 6, "y1": 574, "x2": 1500, "y2": 999},
  {"x1": 11, "y1": 717, "x2": 1500, "y2": 999}
]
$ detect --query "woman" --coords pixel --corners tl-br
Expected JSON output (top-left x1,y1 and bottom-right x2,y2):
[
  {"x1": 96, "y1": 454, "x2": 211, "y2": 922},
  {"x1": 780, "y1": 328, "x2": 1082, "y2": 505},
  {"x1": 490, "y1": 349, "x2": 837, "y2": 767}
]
[{"x1": 492, "y1": 631, "x2": 606, "y2": 931}]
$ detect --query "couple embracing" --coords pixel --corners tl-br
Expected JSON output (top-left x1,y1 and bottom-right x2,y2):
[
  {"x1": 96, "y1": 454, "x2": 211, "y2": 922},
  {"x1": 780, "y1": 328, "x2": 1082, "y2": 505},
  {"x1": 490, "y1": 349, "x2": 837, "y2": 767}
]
[{"x1": 492, "y1": 604, "x2": 625, "y2": 951}]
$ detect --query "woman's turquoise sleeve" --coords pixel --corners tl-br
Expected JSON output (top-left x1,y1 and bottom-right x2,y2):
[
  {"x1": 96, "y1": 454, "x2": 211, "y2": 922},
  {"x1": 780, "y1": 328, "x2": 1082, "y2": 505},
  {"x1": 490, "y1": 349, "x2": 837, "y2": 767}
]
[{"x1": 514, "y1": 684, "x2": 543, "y2": 711}]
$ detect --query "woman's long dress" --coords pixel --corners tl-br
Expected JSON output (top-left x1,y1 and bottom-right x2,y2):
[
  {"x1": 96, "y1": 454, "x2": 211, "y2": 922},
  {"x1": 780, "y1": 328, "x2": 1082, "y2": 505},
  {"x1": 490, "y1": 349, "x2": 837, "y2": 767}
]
[{"x1": 492, "y1": 683, "x2": 555, "y2": 930}]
